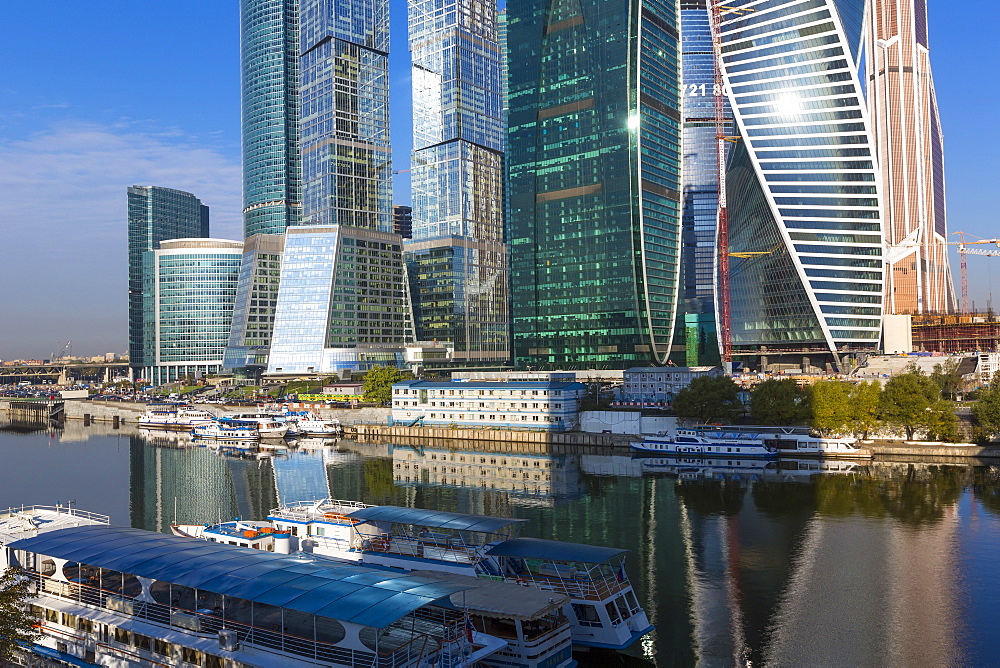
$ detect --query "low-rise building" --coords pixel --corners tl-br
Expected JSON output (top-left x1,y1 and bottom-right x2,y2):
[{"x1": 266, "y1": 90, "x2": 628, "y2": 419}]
[
  {"x1": 617, "y1": 366, "x2": 722, "y2": 407},
  {"x1": 391, "y1": 380, "x2": 586, "y2": 431}
]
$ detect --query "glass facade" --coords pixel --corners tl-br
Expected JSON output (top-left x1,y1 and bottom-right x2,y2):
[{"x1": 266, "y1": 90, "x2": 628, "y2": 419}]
[
  {"x1": 405, "y1": 237, "x2": 509, "y2": 363},
  {"x1": 141, "y1": 239, "x2": 243, "y2": 386},
  {"x1": 298, "y1": 0, "x2": 391, "y2": 230},
  {"x1": 127, "y1": 186, "x2": 209, "y2": 372},
  {"x1": 865, "y1": 0, "x2": 955, "y2": 314},
  {"x1": 407, "y1": 0, "x2": 509, "y2": 363},
  {"x1": 506, "y1": 0, "x2": 683, "y2": 369},
  {"x1": 680, "y1": 0, "x2": 734, "y2": 364},
  {"x1": 267, "y1": 226, "x2": 415, "y2": 375},
  {"x1": 223, "y1": 234, "x2": 285, "y2": 375},
  {"x1": 719, "y1": 0, "x2": 885, "y2": 358},
  {"x1": 241, "y1": 0, "x2": 302, "y2": 237}
]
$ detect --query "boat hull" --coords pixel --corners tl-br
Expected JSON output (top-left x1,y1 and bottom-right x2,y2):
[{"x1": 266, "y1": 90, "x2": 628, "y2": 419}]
[{"x1": 630, "y1": 441, "x2": 778, "y2": 458}]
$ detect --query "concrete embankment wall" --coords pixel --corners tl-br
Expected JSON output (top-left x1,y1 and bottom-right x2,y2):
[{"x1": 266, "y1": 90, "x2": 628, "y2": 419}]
[
  {"x1": 867, "y1": 441, "x2": 1000, "y2": 459},
  {"x1": 47, "y1": 401, "x2": 392, "y2": 425},
  {"x1": 351, "y1": 424, "x2": 634, "y2": 448}
]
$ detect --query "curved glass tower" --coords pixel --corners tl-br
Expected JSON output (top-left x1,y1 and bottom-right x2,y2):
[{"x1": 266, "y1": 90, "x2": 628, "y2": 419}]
[
  {"x1": 506, "y1": 0, "x2": 683, "y2": 369},
  {"x1": 718, "y1": 0, "x2": 885, "y2": 364},
  {"x1": 241, "y1": 0, "x2": 301, "y2": 237}
]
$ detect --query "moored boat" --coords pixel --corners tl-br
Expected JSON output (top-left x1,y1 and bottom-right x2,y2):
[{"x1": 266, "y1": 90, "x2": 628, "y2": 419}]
[
  {"x1": 191, "y1": 420, "x2": 260, "y2": 441},
  {"x1": 222, "y1": 412, "x2": 290, "y2": 438},
  {"x1": 631, "y1": 427, "x2": 779, "y2": 458},
  {"x1": 137, "y1": 402, "x2": 217, "y2": 430}
]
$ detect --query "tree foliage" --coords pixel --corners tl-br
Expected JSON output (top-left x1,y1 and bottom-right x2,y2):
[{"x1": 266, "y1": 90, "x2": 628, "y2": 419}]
[
  {"x1": 810, "y1": 380, "x2": 852, "y2": 435},
  {"x1": 749, "y1": 378, "x2": 811, "y2": 425},
  {"x1": 879, "y1": 367, "x2": 944, "y2": 440},
  {"x1": 0, "y1": 567, "x2": 39, "y2": 662},
  {"x1": 849, "y1": 381, "x2": 882, "y2": 439},
  {"x1": 930, "y1": 359, "x2": 964, "y2": 401},
  {"x1": 672, "y1": 375, "x2": 741, "y2": 424},
  {"x1": 973, "y1": 373, "x2": 1000, "y2": 442},
  {"x1": 362, "y1": 366, "x2": 413, "y2": 404}
]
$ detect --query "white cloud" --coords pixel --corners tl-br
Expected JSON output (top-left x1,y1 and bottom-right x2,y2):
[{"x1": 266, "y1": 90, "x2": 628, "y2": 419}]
[{"x1": 0, "y1": 122, "x2": 242, "y2": 359}]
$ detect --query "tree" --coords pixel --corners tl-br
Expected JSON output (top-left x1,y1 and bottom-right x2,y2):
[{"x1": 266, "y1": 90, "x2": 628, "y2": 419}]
[
  {"x1": 0, "y1": 567, "x2": 39, "y2": 663},
  {"x1": 849, "y1": 381, "x2": 882, "y2": 439},
  {"x1": 810, "y1": 380, "x2": 852, "y2": 435},
  {"x1": 930, "y1": 359, "x2": 964, "y2": 401},
  {"x1": 749, "y1": 378, "x2": 811, "y2": 425},
  {"x1": 972, "y1": 373, "x2": 1000, "y2": 442},
  {"x1": 879, "y1": 368, "x2": 942, "y2": 440},
  {"x1": 362, "y1": 366, "x2": 413, "y2": 404},
  {"x1": 672, "y1": 375, "x2": 741, "y2": 424}
]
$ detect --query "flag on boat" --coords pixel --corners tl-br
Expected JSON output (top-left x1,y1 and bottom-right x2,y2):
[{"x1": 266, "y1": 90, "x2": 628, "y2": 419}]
[
  {"x1": 616, "y1": 563, "x2": 626, "y2": 583},
  {"x1": 465, "y1": 615, "x2": 474, "y2": 641}
]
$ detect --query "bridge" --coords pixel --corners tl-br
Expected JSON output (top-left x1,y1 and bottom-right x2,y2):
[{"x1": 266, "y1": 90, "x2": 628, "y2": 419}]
[{"x1": 0, "y1": 362, "x2": 131, "y2": 385}]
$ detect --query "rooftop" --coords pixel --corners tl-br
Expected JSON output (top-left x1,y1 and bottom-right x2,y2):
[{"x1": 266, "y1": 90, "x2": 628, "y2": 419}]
[
  {"x1": 393, "y1": 380, "x2": 586, "y2": 391},
  {"x1": 10, "y1": 525, "x2": 470, "y2": 628},
  {"x1": 346, "y1": 505, "x2": 526, "y2": 534},
  {"x1": 485, "y1": 537, "x2": 628, "y2": 564}
]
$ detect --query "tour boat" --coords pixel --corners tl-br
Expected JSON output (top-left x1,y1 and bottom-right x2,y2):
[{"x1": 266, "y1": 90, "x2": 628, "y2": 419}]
[
  {"x1": 257, "y1": 500, "x2": 653, "y2": 651},
  {"x1": 0, "y1": 504, "x2": 504, "y2": 667},
  {"x1": 137, "y1": 402, "x2": 217, "y2": 430},
  {"x1": 766, "y1": 432, "x2": 873, "y2": 459},
  {"x1": 222, "y1": 412, "x2": 290, "y2": 438},
  {"x1": 282, "y1": 410, "x2": 343, "y2": 436},
  {"x1": 191, "y1": 420, "x2": 260, "y2": 441},
  {"x1": 631, "y1": 427, "x2": 779, "y2": 458}
]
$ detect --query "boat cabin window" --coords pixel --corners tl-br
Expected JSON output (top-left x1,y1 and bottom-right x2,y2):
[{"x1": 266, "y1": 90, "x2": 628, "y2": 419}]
[
  {"x1": 572, "y1": 603, "x2": 602, "y2": 627},
  {"x1": 605, "y1": 601, "x2": 622, "y2": 624},
  {"x1": 624, "y1": 589, "x2": 640, "y2": 613}
]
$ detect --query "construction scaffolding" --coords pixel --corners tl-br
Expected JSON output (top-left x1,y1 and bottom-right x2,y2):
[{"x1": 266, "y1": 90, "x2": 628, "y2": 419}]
[{"x1": 912, "y1": 314, "x2": 1000, "y2": 353}]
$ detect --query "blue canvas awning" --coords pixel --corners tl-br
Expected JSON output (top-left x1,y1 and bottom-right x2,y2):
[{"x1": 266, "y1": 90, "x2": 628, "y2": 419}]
[
  {"x1": 346, "y1": 505, "x2": 526, "y2": 533},
  {"x1": 10, "y1": 525, "x2": 471, "y2": 628},
  {"x1": 486, "y1": 537, "x2": 628, "y2": 564}
]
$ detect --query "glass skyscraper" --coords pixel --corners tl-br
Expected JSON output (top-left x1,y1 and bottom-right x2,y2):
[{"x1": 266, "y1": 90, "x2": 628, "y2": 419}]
[
  {"x1": 127, "y1": 186, "x2": 209, "y2": 374},
  {"x1": 241, "y1": 0, "x2": 301, "y2": 237},
  {"x1": 680, "y1": 0, "x2": 734, "y2": 365},
  {"x1": 717, "y1": 0, "x2": 885, "y2": 367},
  {"x1": 506, "y1": 0, "x2": 683, "y2": 370},
  {"x1": 267, "y1": 0, "x2": 420, "y2": 375},
  {"x1": 405, "y1": 0, "x2": 509, "y2": 363},
  {"x1": 141, "y1": 239, "x2": 243, "y2": 386},
  {"x1": 866, "y1": 0, "x2": 955, "y2": 314},
  {"x1": 223, "y1": 233, "x2": 285, "y2": 376}
]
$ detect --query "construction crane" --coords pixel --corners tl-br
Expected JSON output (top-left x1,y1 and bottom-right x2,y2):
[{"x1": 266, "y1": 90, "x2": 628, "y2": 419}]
[
  {"x1": 950, "y1": 232, "x2": 1000, "y2": 314},
  {"x1": 50, "y1": 340, "x2": 72, "y2": 362},
  {"x1": 708, "y1": 2, "x2": 751, "y2": 367}
]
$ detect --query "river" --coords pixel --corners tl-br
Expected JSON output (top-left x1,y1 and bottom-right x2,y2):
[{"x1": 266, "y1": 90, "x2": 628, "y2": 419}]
[{"x1": 2, "y1": 418, "x2": 998, "y2": 666}]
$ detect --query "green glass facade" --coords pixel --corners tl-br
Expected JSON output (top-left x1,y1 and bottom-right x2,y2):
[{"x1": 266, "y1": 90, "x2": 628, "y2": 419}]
[
  {"x1": 141, "y1": 239, "x2": 243, "y2": 386},
  {"x1": 506, "y1": 0, "x2": 683, "y2": 369},
  {"x1": 223, "y1": 234, "x2": 285, "y2": 376},
  {"x1": 241, "y1": 0, "x2": 301, "y2": 237},
  {"x1": 127, "y1": 186, "x2": 209, "y2": 371}
]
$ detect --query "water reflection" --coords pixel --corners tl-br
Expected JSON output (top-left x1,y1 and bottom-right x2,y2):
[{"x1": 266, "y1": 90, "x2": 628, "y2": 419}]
[{"x1": 2, "y1": 418, "x2": 998, "y2": 665}]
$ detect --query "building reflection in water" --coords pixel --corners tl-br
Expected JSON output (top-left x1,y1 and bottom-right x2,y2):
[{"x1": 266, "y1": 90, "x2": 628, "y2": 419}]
[{"x1": 125, "y1": 430, "x2": 995, "y2": 665}]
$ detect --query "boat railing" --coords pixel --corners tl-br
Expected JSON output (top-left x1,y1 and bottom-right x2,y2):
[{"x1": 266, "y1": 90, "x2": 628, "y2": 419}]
[
  {"x1": 0, "y1": 505, "x2": 110, "y2": 525},
  {"x1": 269, "y1": 499, "x2": 370, "y2": 523},
  {"x1": 27, "y1": 571, "x2": 460, "y2": 667},
  {"x1": 367, "y1": 534, "x2": 480, "y2": 565},
  {"x1": 506, "y1": 572, "x2": 629, "y2": 602}
]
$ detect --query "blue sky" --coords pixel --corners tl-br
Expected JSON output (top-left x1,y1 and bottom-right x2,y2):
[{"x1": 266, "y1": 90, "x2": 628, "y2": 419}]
[{"x1": 0, "y1": 1, "x2": 996, "y2": 359}]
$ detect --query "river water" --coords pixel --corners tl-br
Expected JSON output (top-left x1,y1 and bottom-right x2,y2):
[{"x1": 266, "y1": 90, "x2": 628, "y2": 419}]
[{"x1": 2, "y1": 419, "x2": 999, "y2": 666}]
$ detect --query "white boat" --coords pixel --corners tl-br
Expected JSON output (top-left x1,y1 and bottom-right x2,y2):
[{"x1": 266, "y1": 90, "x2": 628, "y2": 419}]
[
  {"x1": 191, "y1": 421, "x2": 260, "y2": 441},
  {"x1": 631, "y1": 427, "x2": 779, "y2": 458},
  {"x1": 262, "y1": 500, "x2": 652, "y2": 652},
  {"x1": 283, "y1": 411, "x2": 343, "y2": 436},
  {"x1": 766, "y1": 432, "x2": 873, "y2": 459},
  {"x1": 223, "y1": 412, "x2": 290, "y2": 438},
  {"x1": 0, "y1": 504, "x2": 503, "y2": 667},
  {"x1": 137, "y1": 403, "x2": 217, "y2": 430}
]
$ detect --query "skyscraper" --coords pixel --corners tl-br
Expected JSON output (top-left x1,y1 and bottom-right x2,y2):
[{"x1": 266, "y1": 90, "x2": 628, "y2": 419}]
[
  {"x1": 223, "y1": 233, "x2": 285, "y2": 377},
  {"x1": 718, "y1": 0, "x2": 885, "y2": 369},
  {"x1": 405, "y1": 0, "x2": 509, "y2": 364},
  {"x1": 267, "y1": 0, "x2": 419, "y2": 376},
  {"x1": 506, "y1": 0, "x2": 683, "y2": 370},
  {"x1": 680, "y1": 0, "x2": 734, "y2": 366},
  {"x1": 127, "y1": 186, "x2": 209, "y2": 374},
  {"x1": 866, "y1": 0, "x2": 955, "y2": 314},
  {"x1": 241, "y1": 0, "x2": 301, "y2": 237},
  {"x1": 141, "y1": 239, "x2": 243, "y2": 385}
]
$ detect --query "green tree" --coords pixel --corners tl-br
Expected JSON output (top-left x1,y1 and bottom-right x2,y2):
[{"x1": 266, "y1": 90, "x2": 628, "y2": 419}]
[
  {"x1": 930, "y1": 359, "x2": 964, "y2": 401},
  {"x1": 749, "y1": 378, "x2": 811, "y2": 425},
  {"x1": 849, "y1": 381, "x2": 882, "y2": 439},
  {"x1": 672, "y1": 375, "x2": 741, "y2": 424},
  {"x1": 879, "y1": 367, "x2": 942, "y2": 440},
  {"x1": 362, "y1": 366, "x2": 413, "y2": 404},
  {"x1": 810, "y1": 380, "x2": 852, "y2": 435},
  {"x1": 0, "y1": 567, "x2": 39, "y2": 663},
  {"x1": 972, "y1": 373, "x2": 1000, "y2": 442}
]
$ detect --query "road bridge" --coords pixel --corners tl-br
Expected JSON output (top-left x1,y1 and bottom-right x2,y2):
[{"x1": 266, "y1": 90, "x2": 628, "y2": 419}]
[{"x1": 0, "y1": 362, "x2": 131, "y2": 384}]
